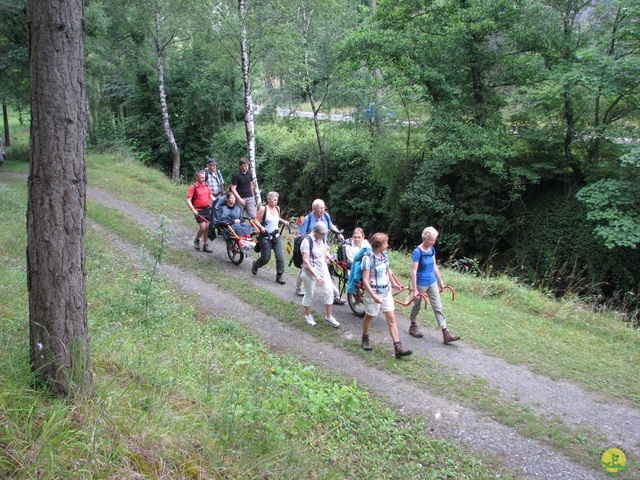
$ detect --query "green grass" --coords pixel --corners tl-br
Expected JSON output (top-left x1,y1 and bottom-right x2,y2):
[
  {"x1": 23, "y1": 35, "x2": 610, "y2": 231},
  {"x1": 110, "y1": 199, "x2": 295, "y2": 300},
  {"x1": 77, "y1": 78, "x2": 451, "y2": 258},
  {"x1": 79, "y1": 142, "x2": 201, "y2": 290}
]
[
  {"x1": 1, "y1": 159, "x2": 513, "y2": 478},
  {"x1": 3, "y1": 136, "x2": 639, "y2": 477},
  {"x1": 85, "y1": 147, "x2": 640, "y2": 407},
  {"x1": 386, "y1": 253, "x2": 640, "y2": 407},
  {"x1": 81, "y1": 150, "x2": 640, "y2": 469}
]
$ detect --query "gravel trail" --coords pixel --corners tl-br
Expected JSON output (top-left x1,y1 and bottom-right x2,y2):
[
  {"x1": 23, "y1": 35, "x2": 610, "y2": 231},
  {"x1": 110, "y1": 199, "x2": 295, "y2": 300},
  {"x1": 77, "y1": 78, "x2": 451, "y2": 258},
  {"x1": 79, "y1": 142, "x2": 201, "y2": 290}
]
[{"x1": 41, "y1": 184, "x2": 640, "y2": 478}]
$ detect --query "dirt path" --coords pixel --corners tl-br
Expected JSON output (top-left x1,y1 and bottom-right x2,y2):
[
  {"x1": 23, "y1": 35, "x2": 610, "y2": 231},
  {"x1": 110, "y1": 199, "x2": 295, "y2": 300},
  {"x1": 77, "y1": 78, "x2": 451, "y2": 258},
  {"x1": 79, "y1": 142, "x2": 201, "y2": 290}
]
[{"x1": 15, "y1": 178, "x2": 638, "y2": 479}]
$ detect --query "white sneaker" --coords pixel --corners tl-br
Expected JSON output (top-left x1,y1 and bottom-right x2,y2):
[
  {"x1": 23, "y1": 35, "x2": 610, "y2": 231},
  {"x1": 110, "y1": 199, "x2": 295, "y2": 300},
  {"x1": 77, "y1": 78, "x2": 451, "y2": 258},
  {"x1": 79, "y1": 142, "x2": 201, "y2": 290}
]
[
  {"x1": 296, "y1": 286, "x2": 305, "y2": 297},
  {"x1": 324, "y1": 315, "x2": 340, "y2": 328},
  {"x1": 304, "y1": 315, "x2": 316, "y2": 326}
]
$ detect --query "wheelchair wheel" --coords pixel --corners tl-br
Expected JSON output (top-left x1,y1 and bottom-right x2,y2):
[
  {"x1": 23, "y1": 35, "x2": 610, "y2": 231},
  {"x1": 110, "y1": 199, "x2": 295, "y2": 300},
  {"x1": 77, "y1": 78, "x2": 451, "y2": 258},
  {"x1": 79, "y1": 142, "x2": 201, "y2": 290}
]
[
  {"x1": 226, "y1": 239, "x2": 244, "y2": 265},
  {"x1": 347, "y1": 286, "x2": 366, "y2": 317}
]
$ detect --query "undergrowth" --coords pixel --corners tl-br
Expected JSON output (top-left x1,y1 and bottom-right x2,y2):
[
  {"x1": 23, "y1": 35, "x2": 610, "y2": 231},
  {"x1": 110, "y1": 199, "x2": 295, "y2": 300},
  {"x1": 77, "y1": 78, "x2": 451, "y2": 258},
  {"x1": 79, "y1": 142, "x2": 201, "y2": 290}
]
[
  {"x1": 3, "y1": 150, "x2": 639, "y2": 478},
  {"x1": 0, "y1": 175, "x2": 509, "y2": 479}
]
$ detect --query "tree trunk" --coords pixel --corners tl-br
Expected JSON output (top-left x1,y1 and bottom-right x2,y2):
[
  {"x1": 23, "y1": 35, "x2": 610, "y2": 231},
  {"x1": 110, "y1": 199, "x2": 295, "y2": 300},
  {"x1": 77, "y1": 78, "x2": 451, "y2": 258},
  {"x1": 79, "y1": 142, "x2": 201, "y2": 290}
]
[
  {"x1": 238, "y1": 0, "x2": 261, "y2": 205},
  {"x1": 301, "y1": 8, "x2": 326, "y2": 172},
  {"x1": 370, "y1": 0, "x2": 383, "y2": 135},
  {"x1": 307, "y1": 84, "x2": 326, "y2": 164},
  {"x1": 2, "y1": 103, "x2": 10, "y2": 147},
  {"x1": 562, "y1": 89, "x2": 584, "y2": 183},
  {"x1": 27, "y1": 0, "x2": 91, "y2": 397},
  {"x1": 86, "y1": 97, "x2": 97, "y2": 147},
  {"x1": 156, "y1": 0, "x2": 181, "y2": 182}
]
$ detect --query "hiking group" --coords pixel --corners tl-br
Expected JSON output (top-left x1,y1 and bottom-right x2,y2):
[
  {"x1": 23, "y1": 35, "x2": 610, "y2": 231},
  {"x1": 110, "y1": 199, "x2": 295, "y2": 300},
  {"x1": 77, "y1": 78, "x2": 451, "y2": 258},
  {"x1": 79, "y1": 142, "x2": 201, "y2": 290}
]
[{"x1": 187, "y1": 156, "x2": 459, "y2": 359}]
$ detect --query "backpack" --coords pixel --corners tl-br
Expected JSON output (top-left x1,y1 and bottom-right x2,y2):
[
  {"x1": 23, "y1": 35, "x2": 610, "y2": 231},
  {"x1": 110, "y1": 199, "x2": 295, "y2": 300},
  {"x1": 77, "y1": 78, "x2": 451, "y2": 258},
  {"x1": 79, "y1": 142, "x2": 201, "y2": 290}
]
[
  {"x1": 190, "y1": 183, "x2": 197, "y2": 203},
  {"x1": 347, "y1": 247, "x2": 372, "y2": 294},
  {"x1": 291, "y1": 234, "x2": 313, "y2": 268},
  {"x1": 337, "y1": 238, "x2": 353, "y2": 263}
]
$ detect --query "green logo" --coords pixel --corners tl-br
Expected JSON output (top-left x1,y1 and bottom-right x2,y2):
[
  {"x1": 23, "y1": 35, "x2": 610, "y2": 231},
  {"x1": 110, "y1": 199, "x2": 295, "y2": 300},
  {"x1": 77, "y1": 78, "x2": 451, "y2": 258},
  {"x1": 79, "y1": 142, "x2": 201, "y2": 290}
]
[{"x1": 601, "y1": 448, "x2": 637, "y2": 477}]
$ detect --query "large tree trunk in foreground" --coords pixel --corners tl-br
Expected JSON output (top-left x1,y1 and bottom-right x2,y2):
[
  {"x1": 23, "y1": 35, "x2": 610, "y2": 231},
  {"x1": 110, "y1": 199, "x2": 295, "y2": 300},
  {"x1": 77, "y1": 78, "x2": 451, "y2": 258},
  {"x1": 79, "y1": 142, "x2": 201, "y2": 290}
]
[{"x1": 27, "y1": 0, "x2": 91, "y2": 397}]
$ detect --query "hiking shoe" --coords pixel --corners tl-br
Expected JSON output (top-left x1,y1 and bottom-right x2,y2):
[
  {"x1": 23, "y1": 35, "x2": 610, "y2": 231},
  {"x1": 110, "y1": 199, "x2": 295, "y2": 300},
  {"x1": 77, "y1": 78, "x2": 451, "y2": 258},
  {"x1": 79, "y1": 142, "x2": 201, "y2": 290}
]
[
  {"x1": 394, "y1": 342, "x2": 413, "y2": 358},
  {"x1": 442, "y1": 328, "x2": 460, "y2": 344},
  {"x1": 251, "y1": 261, "x2": 258, "y2": 275},
  {"x1": 296, "y1": 286, "x2": 305, "y2": 297},
  {"x1": 409, "y1": 322, "x2": 423, "y2": 338},
  {"x1": 203, "y1": 244, "x2": 213, "y2": 253},
  {"x1": 193, "y1": 238, "x2": 201, "y2": 250},
  {"x1": 324, "y1": 315, "x2": 340, "y2": 328},
  {"x1": 333, "y1": 296, "x2": 346, "y2": 305},
  {"x1": 276, "y1": 274, "x2": 286, "y2": 285},
  {"x1": 362, "y1": 335, "x2": 372, "y2": 351},
  {"x1": 304, "y1": 315, "x2": 316, "y2": 326}
]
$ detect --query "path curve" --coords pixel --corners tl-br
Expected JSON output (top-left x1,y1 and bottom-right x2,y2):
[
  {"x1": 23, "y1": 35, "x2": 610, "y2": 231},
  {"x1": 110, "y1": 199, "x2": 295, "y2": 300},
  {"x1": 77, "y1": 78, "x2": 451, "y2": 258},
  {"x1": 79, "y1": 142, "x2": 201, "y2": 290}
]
[{"x1": 83, "y1": 185, "x2": 640, "y2": 479}]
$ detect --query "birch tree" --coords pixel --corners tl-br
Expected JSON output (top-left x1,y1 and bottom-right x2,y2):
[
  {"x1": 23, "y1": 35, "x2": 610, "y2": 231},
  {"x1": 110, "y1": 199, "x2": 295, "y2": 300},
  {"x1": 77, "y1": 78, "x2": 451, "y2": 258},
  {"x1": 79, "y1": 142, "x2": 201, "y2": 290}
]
[{"x1": 211, "y1": 0, "x2": 272, "y2": 205}]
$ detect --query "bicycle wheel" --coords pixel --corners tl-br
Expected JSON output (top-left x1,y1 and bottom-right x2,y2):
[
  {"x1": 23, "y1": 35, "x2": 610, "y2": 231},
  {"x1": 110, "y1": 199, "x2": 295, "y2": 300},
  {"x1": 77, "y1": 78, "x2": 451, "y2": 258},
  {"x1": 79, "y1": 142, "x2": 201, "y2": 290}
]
[
  {"x1": 347, "y1": 286, "x2": 366, "y2": 317},
  {"x1": 226, "y1": 239, "x2": 244, "y2": 265}
]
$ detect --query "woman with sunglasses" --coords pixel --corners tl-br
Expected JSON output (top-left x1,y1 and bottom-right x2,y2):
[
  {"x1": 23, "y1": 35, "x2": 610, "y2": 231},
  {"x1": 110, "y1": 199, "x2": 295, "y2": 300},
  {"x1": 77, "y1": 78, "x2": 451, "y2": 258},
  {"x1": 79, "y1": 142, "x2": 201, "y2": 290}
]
[{"x1": 409, "y1": 227, "x2": 460, "y2": 343}]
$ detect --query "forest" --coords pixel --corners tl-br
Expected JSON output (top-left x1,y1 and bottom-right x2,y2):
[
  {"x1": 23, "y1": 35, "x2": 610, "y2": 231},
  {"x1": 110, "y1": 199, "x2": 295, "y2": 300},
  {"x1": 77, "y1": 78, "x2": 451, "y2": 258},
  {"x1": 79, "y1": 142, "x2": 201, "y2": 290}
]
[{"x1": 1, "y1": 0, "x2": 639, "y2": 320}]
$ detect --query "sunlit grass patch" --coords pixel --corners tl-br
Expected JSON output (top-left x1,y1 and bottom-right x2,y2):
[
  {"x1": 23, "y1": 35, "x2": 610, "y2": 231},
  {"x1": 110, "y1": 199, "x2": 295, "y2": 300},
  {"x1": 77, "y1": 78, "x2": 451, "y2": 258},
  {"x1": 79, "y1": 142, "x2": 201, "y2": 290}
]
[{"x1": 87, "y1": 153, "x2": 187, "y2": 223}]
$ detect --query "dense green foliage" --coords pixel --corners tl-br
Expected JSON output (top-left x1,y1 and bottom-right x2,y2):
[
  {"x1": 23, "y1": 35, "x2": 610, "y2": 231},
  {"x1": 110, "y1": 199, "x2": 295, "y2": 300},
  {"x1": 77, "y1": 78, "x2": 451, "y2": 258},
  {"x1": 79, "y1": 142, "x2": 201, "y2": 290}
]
[
  {"x1": 1, "y1": 0, "x2": 638, "y2": 311},
  {"x1": 1, "y1": 159, "x2": 515, "y2": 479},
  {"x1": 3, "y1": 150, "x2": 639, "y2": 476}
]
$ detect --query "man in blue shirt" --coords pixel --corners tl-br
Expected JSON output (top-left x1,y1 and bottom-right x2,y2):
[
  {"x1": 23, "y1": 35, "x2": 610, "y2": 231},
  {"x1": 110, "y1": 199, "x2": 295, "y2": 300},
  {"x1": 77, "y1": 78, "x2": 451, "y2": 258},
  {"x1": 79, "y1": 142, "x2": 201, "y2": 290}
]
[{"x1": 295, "y1": 199, "x2": 345, "y2": 303}]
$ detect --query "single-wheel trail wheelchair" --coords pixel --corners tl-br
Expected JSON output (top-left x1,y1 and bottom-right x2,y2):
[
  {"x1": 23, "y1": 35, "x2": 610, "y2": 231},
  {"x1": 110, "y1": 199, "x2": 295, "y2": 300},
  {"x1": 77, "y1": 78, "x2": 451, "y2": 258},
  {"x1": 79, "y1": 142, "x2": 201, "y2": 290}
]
[
  {"x1": 217, "y1": 222, "x2": 259, "y2": 265},
  {"x1": 209, "y1": 195, "x2": 260, "y2": 265}
]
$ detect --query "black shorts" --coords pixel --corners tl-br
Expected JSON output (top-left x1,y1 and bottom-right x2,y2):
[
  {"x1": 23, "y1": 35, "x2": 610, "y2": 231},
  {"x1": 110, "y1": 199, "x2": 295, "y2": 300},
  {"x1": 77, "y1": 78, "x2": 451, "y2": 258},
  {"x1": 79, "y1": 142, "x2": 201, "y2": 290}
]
[{"x1": 196, "y1": 207, "x2": 212, "y2": 224}]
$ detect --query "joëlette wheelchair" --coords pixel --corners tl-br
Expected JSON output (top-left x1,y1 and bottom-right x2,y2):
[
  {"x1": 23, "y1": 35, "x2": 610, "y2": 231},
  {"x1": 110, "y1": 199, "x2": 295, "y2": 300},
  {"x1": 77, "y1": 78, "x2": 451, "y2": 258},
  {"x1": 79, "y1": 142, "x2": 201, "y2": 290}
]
[{"x1": 209, "y1": 195, "x2": 259, "y2": 265}]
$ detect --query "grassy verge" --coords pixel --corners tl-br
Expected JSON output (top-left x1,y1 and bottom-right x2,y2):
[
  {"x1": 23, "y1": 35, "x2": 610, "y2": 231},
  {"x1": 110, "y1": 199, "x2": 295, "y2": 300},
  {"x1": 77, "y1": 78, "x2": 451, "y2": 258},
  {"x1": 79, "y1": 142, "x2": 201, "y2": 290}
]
[
  {"x1": 1, "y1": 164, "x2": 512, "y2": 478},
  {"x1": 86, "y1": 194, "x2": 612, "y2": 469},
  {"x1": 81, "y1": 152, "x2": 640, "y2": 469},
  {"x1": 86, "y1": 153, "x2": 640, "y2": 408},
  {"x1": 4, "y1": 148, "x2": 638, "y2": 476}
]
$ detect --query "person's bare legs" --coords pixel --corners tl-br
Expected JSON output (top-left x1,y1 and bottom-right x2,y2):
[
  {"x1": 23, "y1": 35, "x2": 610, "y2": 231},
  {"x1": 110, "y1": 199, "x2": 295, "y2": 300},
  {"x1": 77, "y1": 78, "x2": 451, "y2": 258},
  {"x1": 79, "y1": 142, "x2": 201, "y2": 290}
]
[
  {"x1": 197, "y1": 220, "x2": 211, "y2": 250},
  {"x1": 384, "y1": 311, "x2": 400, "y2": 343},
  {"x1": 362, "y1": 314, "x2": 373, "y2": 336}
]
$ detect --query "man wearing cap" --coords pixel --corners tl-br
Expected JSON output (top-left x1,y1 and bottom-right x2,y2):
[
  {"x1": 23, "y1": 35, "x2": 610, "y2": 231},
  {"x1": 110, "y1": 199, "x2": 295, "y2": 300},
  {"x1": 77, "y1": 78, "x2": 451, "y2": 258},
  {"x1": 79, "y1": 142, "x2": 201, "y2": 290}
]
[
  {"x1": 229, "y1": 157, "x2": 257, "y2": 219},
  {"x1": 204, "y1": 156, "x2": 225, "y2": 202}
]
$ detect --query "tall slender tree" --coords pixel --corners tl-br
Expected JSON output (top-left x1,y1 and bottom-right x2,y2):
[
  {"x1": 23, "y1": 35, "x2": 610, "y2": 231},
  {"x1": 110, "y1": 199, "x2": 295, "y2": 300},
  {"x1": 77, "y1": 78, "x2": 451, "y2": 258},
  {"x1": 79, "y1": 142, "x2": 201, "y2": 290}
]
[
  {"x1": 212, "y1": 0, "x2": 266, "y2": 204},
  {"x1": 237, "y1": 0, "x2": 259, "y2": 201},
  {"x1": 154, "y1": 0, "x2": 182, "y2": 181},
  {"x1": 27, "y1": 0, "x2": 91, "y2": 397},
  {"x1": 0, "y1": 0, "x2": 30, "y2": 131}
]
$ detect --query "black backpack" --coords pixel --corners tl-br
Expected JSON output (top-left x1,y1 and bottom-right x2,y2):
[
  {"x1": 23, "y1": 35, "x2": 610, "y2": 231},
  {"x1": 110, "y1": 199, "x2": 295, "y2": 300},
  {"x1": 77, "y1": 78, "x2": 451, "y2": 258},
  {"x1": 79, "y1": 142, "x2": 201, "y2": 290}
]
[{"x1": 291, "y1": 234, "x2": 313, "y2": 268}]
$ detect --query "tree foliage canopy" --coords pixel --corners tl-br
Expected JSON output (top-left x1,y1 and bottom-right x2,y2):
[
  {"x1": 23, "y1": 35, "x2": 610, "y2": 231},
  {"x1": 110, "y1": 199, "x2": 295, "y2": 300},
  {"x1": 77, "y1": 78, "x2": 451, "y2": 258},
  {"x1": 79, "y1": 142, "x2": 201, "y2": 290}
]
[{"x1": 2, "y1": 0, "x2": 639, "y2": 301}]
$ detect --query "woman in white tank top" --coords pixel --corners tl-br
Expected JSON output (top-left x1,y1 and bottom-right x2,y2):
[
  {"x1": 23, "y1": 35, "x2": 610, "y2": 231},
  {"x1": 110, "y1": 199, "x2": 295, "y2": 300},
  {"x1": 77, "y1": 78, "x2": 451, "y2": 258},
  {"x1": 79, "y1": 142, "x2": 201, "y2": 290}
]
[{"x1": 252, "y1": 191, "x2": 290, "y2": 284}]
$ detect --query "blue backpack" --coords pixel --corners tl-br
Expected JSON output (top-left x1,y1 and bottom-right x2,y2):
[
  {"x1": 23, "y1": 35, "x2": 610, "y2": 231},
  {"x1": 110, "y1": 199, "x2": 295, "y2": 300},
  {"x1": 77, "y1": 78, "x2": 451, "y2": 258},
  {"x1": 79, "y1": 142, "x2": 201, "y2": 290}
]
[{"x1": 347, "y1": 247, "x2": 372, "y2": 294}]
